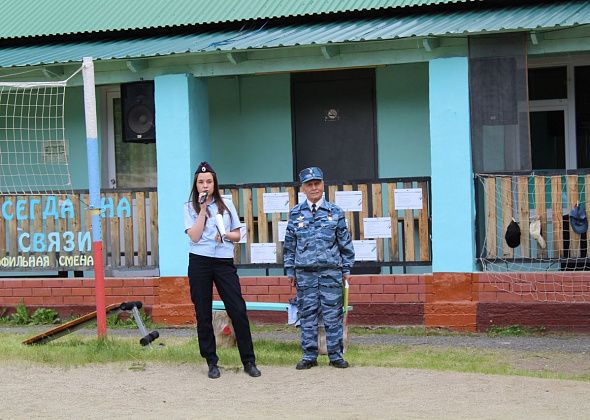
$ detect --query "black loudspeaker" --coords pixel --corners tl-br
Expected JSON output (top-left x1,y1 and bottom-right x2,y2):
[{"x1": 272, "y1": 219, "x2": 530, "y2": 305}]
[{"x1": 121, "y1": 81, "x2": 156, "y2": 143}]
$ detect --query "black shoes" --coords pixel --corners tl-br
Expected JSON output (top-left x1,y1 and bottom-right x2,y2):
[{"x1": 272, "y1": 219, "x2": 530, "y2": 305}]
[
  {"x1": 329, "y1": 359, "x2": 349, "y2": 369},
  {"x1": 208, "y1": 362, "x2": 261, "y2": 378},
  {"x1": 296, "y1": 359, "x2": 318, "y2": 370},
  {"x1": 244, "y1": 362, "x2": 261, "y2": 377},
  {"x1": 208, "y1": 364, "x2": 220, "y2": 379}
]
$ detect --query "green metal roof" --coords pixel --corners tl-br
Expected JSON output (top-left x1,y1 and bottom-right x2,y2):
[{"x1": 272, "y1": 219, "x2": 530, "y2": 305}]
[
  {"x1": 0, "y1": 0, "x2": 478, "y2": 40},
  {"x1": 0, "y1": 1, "x2": 588, "y2": 69}
]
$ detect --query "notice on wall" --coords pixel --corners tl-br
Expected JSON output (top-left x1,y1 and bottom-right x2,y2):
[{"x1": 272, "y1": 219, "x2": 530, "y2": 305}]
[
  {"x1": 239, "y1": 223, "x2": 247, "y2": 243},
  {"x1": 394, "y1": 188, "x2": 423, "y2": 210},
  {"x1": 278, "y1": 220, "x2": 288, "y2": 242},
  {"x1": 363, "y1": 217, "x2": 392, "y2": 238},
  {"x1": 352, "y1": 240, "x2": 377, "y2": 261},
  {"x1": 250, "y1": 243, "x2": 277, "y2": 263},
  {"x1": 335, "y1": 191, "x2": 362, "y2": 212},
  {"x1": 263, "y1": 192, "x2": 290, "y2": 213}
]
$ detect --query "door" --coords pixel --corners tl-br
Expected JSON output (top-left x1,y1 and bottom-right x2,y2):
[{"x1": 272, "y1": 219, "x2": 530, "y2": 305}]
[
  {"x1": 291, "y1": 69, "x2": 377, "y2": 181},
  {"x1": 529, "y1": 103, "x2": 568, "y2": 170}
]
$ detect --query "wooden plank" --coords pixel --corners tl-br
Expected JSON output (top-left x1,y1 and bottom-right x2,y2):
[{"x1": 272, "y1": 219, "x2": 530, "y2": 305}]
[
  {"x1": 358, "y1": 184, "x2": 369, "y2": 240},
  {"x1": 256, "y1": 187, "x2": 268, "y2": 243},
  {"x1": 109, "y1": 193, "x2": 120, "y2": 267},
  {"x1": 286, "y1": 186, "x2": 296, "y2": 209},
  {"x1": 484, "y1": 177, "x2": 497, "y2": 258},
  {"x1": 149, "y1": 191, "x2": 159, "y2": 266},
  {"x1": 135, "y1": 191, "x2": 147, "y2": 266},
  {"x1": 82, "y1": 193, "x2": 91, "y2": 236},
  {"x1": 101, "y1": 193, "x2": 108, "y2": 266},
  {"x1": 567, "y1": 175, "x2": 580, "y2": 258},
  {"x1": 328, "y1": 185, "x2": 338, "y2": 203},
  {"x1": 403, "y1": 182, "x2": 415, "y2": 261},
  {"x1": 23, "y1": 303, "x2": 121, "y2": 345},
  {"x1": 122, "y1": 192, "x2": 134, "y2": 267},
  {"x1": 70, "y1": 194, "x2": 81, "y2": 260},
  {"x1": 19, "y1": 196, "x2": 30, "y2": 253},
  {"x1": 230, "y1": 188, "x2": 240, "y2": 263},
  {"x1": 343, "y1": 185, "x2": 355, "y2": 239},
  {"x1": 271, "y1": 187, "x2": 282, "y2": 263},
  {"x1": 243, "y1": 188, "x2": 254, "y2": 263},
  {"x1": 418, "y1": 181, "x2": 430, "y2": 262},
  {"x1": 58, "y1": 194, "x2": 69, "y2": 250},
  {"x1": 45, "y1": 198, "x2": 56, "y2": 268},
  {"x1": 549, "y1": 176, "x2": 563, "y2": 258},
  {"x1": 82, "y1": 193, "x2": 93, "y2": 266},
  {"x1": 501, "y1": 177, "x2": 513, "y2": 258},
  {"x1": 535, "y1": 176, "x2": 547, "y2": 258},
  {"x1": 371, "y1": 183, "x2": 384, "y2": 262},
  {"x1": 517, "y1": 176, "x2": 530, "y2": 258},
  {"x1": 387, "y1": 183, "x2": 399, "y2": 261},
  {"x1": 8, "y1": 196, "x2": 18, "y2": 258},
  {"x1": 0, "y1": 197, "x2": 5, "y2": 258}
]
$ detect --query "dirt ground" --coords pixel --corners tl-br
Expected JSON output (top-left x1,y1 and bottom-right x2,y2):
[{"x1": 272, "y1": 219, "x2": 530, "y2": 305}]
[{"x1": 2, "y1": 361, "x2": 590, "y2": 420}]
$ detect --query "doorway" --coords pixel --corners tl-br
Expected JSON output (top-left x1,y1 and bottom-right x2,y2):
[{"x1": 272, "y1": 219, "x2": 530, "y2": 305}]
[{"x1": 291, "y1": 69, "x2": 377, "y2": 181}]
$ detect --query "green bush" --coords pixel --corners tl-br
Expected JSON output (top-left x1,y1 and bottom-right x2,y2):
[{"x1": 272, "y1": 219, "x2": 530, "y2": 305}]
[
  {"x1": 10, "y1": 303, "x2": 30, "y2": 325},
  {"x1": 30, "y1": 308, "x2": 60, "y2": 325},
  {"x1": 0, "y1": 307, "x2": 9, "y2": 324}
]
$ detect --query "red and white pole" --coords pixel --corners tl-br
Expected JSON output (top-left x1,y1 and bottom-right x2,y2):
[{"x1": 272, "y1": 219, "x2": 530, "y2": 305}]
[{"x1": 82, "y1": 57, "x2": 107, "y2": 338}]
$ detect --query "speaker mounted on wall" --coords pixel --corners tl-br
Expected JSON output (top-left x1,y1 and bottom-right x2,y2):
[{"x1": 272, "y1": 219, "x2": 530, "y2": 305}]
[{"x1": 121, "y1": 81, "x2": 156, "y2": 143}]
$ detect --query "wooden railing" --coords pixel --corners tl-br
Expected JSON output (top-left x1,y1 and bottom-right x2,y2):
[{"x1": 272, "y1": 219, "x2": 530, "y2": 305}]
[
  {"x1": 0, "y1": 189, "x2": 158, "y2": 271},
  {"x1": 1, "y1": 178, "x2": 431, "y2": 273},
  {"x1": 220, "y1": 177, "x2": 431, "y2": 268},
  {"x1": 477, "y1": 173, "x2": 589, "y2": 261}
]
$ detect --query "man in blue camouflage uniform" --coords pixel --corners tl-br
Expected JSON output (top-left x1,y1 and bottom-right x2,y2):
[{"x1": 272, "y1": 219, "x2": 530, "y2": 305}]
[{"x1": 284, "y1": 166, "x2": 355, "y2": 369}]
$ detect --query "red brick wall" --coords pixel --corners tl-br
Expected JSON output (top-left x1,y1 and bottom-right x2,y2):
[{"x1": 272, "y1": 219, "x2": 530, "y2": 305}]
[
  {"x1": 1, "y1": 273, "x2": 588, "y2": 331},
  {"x1": 152, "y1": 275, "x2": 429, "y2": 325},
  {"x1": 473, "y1": 272, "x2": 590, "y2": 332},
  {"x1": 0, "y1": 278, "x2": 157, "y2": 319}
]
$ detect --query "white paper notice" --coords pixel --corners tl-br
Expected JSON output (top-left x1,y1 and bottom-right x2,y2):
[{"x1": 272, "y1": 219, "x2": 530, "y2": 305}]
[
  {"x1": 238, "y1": 223, "x2": 247, "y2": 243},
  {"x1": 278, "y1": 220, "x2": 288, "y2": 242},
  {"x1": 363, "y1": 217, "x2": 392, "y2": 238},
  {"x1": 394, "y1": 188, "x2": 423, "y2": 210},
  {"x1": 221, "y1": 194, "x2": 233, "y2": 203},
  {"x1": 335, "y1": 191, "x2": 362, "y2": 212},
  {"x1": 263, "y1": 192, "x2": 290, "y2": 213},
  {"x1": 353, "y1": 240, "x2": 377, "y2": 261},
  {"x1": 250, "y1": 243, "x2": 277, "y2": 263}
]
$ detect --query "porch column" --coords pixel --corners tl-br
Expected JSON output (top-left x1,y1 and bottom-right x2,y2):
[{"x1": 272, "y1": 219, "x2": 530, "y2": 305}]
[
  {"x1": 429, "y1": 57, "x2": 475, "y2": 272},
  {"x1": 155, "y1": 74, "x2": 210, "y2": 277},
  {"x1": 427, "y1": 57, "x2": 477, "y2": 331}
]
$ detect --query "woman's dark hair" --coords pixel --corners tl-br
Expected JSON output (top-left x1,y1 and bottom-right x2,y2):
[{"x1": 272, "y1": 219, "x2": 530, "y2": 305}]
[{"x1": 189, "y1": 171, "x2": 231, "y2": 221}]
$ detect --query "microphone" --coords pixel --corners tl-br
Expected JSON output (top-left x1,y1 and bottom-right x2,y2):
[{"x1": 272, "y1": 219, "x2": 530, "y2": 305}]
[{"x1": 199, "y1": 191, "x2": 208, "y2": 204}]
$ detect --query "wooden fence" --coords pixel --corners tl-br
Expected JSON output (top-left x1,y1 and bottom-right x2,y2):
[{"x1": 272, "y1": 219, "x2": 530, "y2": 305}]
[
  {"x1": 221, "y1": 177, "x2": 431, "y2": 268},
  {"x1": 0, "y1": 189, "x2": 158, "y2": 271},
  {"x1": 478, "y1": 173, "x2": 589, "y2": 261},
  {"x1": 1, "y1": 178, "x2": 431, "y2": 273}
]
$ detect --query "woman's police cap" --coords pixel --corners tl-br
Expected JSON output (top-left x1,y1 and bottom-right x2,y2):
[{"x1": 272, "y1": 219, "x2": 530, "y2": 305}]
[
  {"x1": 195, "y1": 161, "x2": 215, "y2": 175},
  {"x1": 299, "y1": 167, "x2": 323, "y2": 184}
]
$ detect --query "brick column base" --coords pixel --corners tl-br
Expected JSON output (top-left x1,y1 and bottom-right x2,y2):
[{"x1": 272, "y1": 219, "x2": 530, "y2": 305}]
[
  {"x1": 151, "y1": 277, "x2": 194, "y2": 325},
  {"x1": 424, "y1": 272, "x2": 477, "y2": 332}
]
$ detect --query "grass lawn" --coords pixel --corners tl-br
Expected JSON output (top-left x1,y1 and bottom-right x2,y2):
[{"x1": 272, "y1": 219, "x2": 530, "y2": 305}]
[{"x1": 1, "y1": 332, "x2": 588, "y2": 382}]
